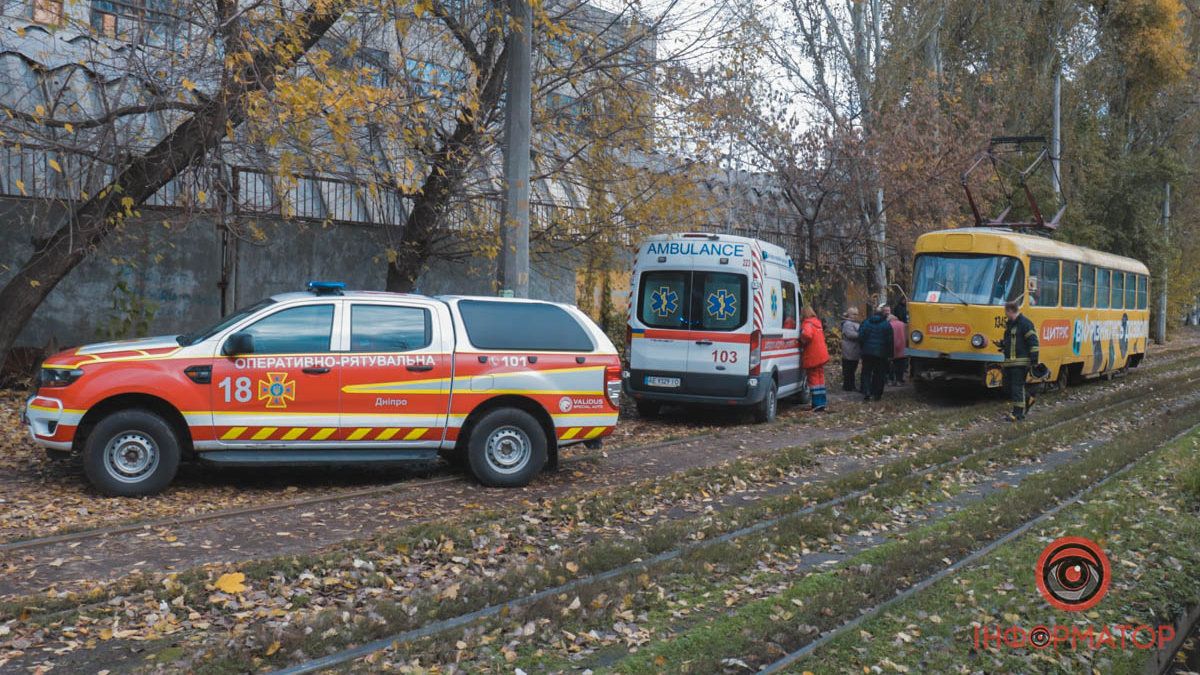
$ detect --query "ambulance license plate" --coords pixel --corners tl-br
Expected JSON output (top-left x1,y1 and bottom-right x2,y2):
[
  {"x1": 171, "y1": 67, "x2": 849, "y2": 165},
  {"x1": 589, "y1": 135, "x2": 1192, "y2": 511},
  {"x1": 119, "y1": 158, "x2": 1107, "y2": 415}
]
[{"x1": 645, "y1": 376, "x2": 681, "y2": 388}]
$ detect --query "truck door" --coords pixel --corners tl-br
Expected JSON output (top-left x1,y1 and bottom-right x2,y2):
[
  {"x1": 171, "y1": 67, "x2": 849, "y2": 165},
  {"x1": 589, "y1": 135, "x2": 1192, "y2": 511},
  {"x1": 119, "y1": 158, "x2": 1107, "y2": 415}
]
[
  {"x1": 211, "y1": 302, "x2": 342, "y2": 446},
  {"x1": 337, "y1": 300, "x2": 452, "y2": 446},
  {"x1": 630, "y1": 265, "x2": 693, "y2": 391},
  {"x1": 684, "y1": 269, "x2": 751, "y2": 395}
]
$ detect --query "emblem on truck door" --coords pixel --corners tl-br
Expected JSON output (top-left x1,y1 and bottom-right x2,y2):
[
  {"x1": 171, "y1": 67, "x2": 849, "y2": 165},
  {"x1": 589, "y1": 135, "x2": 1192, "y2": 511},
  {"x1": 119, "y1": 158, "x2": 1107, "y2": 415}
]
[{"x1": 258, "y1": 372, "x2": 296, "y2": 409}]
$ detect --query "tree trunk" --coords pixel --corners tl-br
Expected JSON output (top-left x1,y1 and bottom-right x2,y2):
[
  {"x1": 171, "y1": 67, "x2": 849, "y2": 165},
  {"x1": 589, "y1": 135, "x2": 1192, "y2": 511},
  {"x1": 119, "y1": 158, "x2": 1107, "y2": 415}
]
[
  {"x1": 385, "y1": 45, "x2": 509, "y2": 292},
  {"x1": 0, "y1": 0, "x2": 349, "y2": 368}
]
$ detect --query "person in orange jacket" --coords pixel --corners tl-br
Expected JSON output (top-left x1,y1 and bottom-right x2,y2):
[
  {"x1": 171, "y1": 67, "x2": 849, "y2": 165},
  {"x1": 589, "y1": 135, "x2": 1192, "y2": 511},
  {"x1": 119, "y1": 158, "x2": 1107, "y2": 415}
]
[{"x1": 800, "y1": 306, "x2": 830, "y2": 412}]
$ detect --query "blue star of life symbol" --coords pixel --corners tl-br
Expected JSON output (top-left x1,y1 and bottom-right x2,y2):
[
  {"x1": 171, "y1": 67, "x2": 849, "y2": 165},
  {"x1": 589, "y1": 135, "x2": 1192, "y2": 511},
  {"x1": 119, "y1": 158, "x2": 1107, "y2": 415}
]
[
  {"x1": 770, "y1": 288, "x2": 779, "y2": 317},
  {"x1": 707, "y1": 289, "x2": 737, "y2": 320},
  {"x1": 650, "y1": 286, "x2": 679, "y2": 318}
]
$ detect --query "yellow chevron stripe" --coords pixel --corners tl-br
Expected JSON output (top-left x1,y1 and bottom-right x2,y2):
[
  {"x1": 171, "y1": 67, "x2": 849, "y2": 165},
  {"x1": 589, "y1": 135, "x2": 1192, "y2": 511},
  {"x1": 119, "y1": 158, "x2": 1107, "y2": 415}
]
[
  {"x1": 251, "y1": 427, "x2": 278, "y2": 440},
  {"x1": 375, "y1": 428, "x2": 400, "y2": 441},
  {"x1": 403, "y1": 427, "x2": 428, "y2": 441},
  {"x1": 347, "y1": 428, "x2": 371, "y2": 441},
  {"x1": 560, "y1": 427, "x2": 582, "y2": 440},
  {"x1": 281, "y1": 428, "x2": 307, "y2": 441},
  {"x1": 584, "y1": 426, "x2": 605, "y2": 439},
  {"x1": 311, "y1": 428, "x2": 336, "y2": 441},
  {"x1": 221, "y1": 426, "x2": 247, "y2": 440}
]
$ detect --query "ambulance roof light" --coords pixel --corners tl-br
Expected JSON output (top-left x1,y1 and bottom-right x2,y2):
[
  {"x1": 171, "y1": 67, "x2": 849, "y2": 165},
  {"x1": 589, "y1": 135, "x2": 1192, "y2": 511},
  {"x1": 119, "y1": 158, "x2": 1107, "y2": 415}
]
[
  {"x1": 681, "y1": 233, "x2": 720, "y2": 240},
  {"x1": 307, "y1": 281, "x2": 346, "y2": 296}
]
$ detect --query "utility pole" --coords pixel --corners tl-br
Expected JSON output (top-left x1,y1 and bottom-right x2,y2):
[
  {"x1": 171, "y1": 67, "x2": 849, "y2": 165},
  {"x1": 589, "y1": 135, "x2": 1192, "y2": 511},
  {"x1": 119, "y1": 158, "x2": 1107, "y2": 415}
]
[
  {"x1": 1051, "y1": 62, "x2": 1062, "y2": 198},
  {"x1": 1156, "y1": 182, "x2": 1170, "y2": 344},
  {"x1": 498, "y1": 0, "x2": 532, "y2": 298}
]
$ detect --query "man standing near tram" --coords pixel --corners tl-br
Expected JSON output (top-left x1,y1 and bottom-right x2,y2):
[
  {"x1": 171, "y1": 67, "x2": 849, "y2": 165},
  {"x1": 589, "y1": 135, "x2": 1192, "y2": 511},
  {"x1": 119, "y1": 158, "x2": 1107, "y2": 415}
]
[{"x1": 995, "y1": 300, "x2": 1041, "y2": 421}]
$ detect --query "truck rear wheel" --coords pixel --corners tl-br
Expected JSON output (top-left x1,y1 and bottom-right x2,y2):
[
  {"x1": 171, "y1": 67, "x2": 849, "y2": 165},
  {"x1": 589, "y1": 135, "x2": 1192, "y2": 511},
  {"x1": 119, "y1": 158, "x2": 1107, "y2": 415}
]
[
  {"x1": 83, "y1": 409, "x2": 181, "y2": 496},
  {"x1": 753, "y1": 378, "x2": 778, "y2": 423},
  {"x1": 467, "y1": 408, "x2": 548, "y2": 487}
]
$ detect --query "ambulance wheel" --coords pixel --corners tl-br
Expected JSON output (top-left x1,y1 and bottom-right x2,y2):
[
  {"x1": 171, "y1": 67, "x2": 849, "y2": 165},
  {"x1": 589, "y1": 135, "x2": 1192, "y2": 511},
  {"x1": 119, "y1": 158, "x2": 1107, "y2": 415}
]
[
  {"x1": 753, "y1": 379, "x2": 778, "y2": 424},
  {"x1": 467, "y1": 408, "x2": 547, "y2": 488},
  {"x1": 83, "y1": 409, "x2": 180, "y2": 497},
  {"x1": 635, "y1": 400, "x2": 661, "y2": 419}
]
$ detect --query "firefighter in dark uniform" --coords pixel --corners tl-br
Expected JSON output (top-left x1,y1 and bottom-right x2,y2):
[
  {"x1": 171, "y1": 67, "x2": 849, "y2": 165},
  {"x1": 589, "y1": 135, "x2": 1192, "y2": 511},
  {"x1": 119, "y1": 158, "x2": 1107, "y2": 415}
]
[{"x1": 994, "y1": 300, "x2": 1040, "y2": 421}]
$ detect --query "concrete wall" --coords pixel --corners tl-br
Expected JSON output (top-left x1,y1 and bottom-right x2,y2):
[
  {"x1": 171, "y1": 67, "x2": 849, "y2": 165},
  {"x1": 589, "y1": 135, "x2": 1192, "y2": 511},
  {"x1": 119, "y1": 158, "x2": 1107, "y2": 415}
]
[{"x1": 1, "y1": 200, "x2": 582, "y2": 348}]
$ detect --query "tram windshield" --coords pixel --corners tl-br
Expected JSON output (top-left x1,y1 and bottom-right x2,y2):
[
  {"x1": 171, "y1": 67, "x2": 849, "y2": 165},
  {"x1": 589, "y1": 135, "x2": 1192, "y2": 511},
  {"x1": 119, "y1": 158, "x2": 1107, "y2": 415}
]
[{"x1": 912, "y1": 253, "x2": 1025, "y2": 306}]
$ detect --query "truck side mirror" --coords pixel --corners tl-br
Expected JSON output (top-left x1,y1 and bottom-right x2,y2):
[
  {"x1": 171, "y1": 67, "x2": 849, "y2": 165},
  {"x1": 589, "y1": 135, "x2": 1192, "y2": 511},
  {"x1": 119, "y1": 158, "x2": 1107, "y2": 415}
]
[{"x1": 223, "y1": 332, "x2": 254, "y2": 356}]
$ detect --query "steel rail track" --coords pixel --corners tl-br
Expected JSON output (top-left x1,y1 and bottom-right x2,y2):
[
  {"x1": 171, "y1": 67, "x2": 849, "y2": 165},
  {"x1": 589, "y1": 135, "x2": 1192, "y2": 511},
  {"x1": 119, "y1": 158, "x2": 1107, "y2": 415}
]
[{"x1": 266, "y1": 363, "x2": 1200, "y2": 675}]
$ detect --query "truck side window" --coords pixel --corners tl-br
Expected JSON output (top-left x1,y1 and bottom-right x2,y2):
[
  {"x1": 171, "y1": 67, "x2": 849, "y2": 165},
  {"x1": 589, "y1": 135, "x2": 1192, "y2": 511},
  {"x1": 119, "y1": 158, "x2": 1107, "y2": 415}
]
[
  {"x1": 781, "y1": 281, "x2": 797, "y2": 329},
  {"x1": 351, "y1": 305, "x2": 431, "y2": 352},
  {"x1": 241, "y1": 304, "x2": 334, "y2": 354},
  {"x1": 459, "y1": 300, "x2": 594, "y2": 351}
]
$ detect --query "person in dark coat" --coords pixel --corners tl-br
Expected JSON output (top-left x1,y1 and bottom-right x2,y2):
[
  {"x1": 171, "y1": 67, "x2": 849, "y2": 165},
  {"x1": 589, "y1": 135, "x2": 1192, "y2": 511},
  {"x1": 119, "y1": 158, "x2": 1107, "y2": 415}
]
[
  {"x1": 892, "y1": 297, "x2": 909, "y2": 323},
  {"x1": 994, "y1": 300, "x2": 1040, "y2": 421},
  {"x1": 857, "y1": 305, "x2": 894, "y2": 402}
]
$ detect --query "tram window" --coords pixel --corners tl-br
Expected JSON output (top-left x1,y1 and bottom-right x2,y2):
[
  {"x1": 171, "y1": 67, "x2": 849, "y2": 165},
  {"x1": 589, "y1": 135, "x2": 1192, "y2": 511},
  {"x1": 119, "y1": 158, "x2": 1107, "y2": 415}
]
[
  {"x1": 1137, "y1": 275, "x2": 1148, "y2": 309},
  {"x1": 1030, "y1": 258, "x2": 1059, "y2": 306},
  {"x1": 1080, "y1": 265, "x2": 1096, "y2": 307},
  {"x1": 1114, "y1": 273, "x2": 1126, "y2": 309},
  {"x1": 1125, "y1": 273, "x2": 1137, "y2": 309},
  {"x1": 1061, "y1": 262, "x2": 1079, "y2": 307},
  {"x1": 1097, "y1": 269, "x2": 1111, "y2": 309}
]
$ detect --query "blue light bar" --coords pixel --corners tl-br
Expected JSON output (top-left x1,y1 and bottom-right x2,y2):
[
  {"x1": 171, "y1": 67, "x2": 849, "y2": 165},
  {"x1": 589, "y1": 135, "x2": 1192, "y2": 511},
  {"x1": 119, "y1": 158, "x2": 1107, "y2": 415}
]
[{"x1": 306, "y1": 281, "x2": 346, "y2": 295}]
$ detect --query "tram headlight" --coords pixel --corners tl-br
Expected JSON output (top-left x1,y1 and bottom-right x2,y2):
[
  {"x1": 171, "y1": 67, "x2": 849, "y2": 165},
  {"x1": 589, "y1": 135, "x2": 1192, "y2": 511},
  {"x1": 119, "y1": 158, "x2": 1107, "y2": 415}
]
[
  {"x1": 971, "y1": 333, "x2": 987, "y2": 349},
  {"x1": 910, "y1": 330, "x2": 923, "y2": 344}
]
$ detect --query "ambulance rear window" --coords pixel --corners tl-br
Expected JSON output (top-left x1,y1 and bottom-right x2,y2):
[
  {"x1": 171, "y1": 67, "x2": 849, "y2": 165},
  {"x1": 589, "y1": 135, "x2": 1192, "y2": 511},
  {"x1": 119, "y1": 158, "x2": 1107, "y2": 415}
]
[{"x1": 458, "y1": 300, "x2": 594, "y2": 352}]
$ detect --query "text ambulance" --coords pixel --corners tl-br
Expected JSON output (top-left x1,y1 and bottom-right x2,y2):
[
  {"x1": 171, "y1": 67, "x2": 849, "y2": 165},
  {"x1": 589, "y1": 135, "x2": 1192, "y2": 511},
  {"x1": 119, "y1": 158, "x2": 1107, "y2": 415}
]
[
  {"x1": 24, "y1": 283, "x2": 621, "y2": 495},
  {"x1": 623, "y1": 233, "x2": 807, "y2": 422}
]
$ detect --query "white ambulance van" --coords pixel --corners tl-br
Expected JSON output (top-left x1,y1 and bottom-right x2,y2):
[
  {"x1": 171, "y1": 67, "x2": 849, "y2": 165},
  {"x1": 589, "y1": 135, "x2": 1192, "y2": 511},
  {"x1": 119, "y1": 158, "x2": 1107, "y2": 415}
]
[{"x1": 623, "y1": 233, "x2": 806, "y2": 423}]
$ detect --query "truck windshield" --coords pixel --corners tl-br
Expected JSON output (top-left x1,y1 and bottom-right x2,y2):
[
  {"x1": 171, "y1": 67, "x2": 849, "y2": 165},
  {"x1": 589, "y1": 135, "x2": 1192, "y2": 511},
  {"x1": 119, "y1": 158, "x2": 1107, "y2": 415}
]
[
  {"x1": 912, "y1": 254, "x2": 1024, "y2": 306},
  {"x1": 176, "y1": 298, "x2": 276, "y2": 346},
  {"x1": 638, "y1": 271, "x2": 747, "y2": 331}
]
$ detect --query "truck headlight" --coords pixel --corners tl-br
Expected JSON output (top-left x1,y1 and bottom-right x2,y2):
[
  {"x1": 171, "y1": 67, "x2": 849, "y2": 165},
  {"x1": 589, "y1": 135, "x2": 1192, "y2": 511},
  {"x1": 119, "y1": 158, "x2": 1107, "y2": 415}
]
[
  {"x1": 971, "y1": 334, "x2": 987, "y2": 349},
  {"x1": 910, "y1": 330, "x2": 923, "y2": 344},
  {"x1": 40, "y1": 367, "x2": 84, "y2": 387}
]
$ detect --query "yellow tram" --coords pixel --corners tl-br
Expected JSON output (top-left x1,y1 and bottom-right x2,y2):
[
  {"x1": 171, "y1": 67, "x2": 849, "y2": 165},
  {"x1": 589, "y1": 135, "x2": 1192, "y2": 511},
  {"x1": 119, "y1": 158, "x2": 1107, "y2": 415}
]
[{"x1": 907, "y1": 228, "x2": 1150, "y2": 389}]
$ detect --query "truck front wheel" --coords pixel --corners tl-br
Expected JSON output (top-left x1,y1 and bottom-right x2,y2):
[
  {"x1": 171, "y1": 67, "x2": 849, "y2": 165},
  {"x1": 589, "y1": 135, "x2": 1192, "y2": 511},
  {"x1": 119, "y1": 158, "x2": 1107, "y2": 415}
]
[
  {"x1": 467, "y1": 408, "x2": 548, "y2": 487},
  {"x1": 83, "y1": 409, "x2": 181, "y2": 496}
]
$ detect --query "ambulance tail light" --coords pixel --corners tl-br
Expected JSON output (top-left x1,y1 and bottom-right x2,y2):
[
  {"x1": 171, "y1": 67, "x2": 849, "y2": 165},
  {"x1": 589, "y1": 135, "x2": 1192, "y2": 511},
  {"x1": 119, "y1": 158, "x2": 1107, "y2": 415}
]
[
  {"x1": 749, "y1": 330, "x2": 762, "y2": 376},
  {"x1": 604, "y1": 365, "x2": 622, "y2": 408}
]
